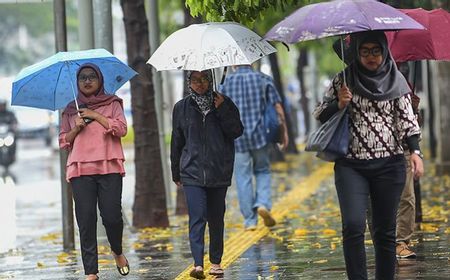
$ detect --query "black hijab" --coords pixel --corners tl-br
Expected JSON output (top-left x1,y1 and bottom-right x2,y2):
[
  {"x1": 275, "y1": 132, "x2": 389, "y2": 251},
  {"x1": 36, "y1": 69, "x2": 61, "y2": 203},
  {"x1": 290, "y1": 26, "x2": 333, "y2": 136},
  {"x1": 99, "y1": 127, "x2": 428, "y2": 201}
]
[{"x1": 336, "y1": 31, "x2": 411, "y2": 101}]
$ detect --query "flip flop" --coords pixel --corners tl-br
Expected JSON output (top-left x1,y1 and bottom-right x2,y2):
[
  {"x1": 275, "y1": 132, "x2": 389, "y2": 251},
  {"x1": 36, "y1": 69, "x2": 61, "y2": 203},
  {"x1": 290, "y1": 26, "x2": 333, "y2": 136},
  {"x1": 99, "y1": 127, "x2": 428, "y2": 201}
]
[
  {"x1": 209, "y1": 267, "x2": 224, "y2": 276},
  {"x1": 189, "y1": 268, "x2": 205, "y2": 279}
]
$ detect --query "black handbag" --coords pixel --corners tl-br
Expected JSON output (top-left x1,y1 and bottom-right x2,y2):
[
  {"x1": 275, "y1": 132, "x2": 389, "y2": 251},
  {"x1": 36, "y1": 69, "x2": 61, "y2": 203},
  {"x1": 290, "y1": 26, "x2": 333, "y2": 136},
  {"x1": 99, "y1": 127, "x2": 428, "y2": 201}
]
[{"x1": 305, "y1": 106, "x2": 350, "y2": 162}]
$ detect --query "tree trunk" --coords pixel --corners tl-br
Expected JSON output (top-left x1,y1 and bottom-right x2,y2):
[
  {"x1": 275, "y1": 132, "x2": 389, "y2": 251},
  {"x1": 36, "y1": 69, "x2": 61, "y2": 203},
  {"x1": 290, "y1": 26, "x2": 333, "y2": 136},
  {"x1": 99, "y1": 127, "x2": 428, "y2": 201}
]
[
  {"x1": 268, "y1": 53, "x2": 298, "y2": 155},
  {"x1": 297, "y1": 49, "x2": 311, "y2": 136},
  {"x1": 120, "y1": 0, "x2": 169, "y2": 228},
  {"x1": 175, "y1": 2, "x2": 203, "y2": 215}
]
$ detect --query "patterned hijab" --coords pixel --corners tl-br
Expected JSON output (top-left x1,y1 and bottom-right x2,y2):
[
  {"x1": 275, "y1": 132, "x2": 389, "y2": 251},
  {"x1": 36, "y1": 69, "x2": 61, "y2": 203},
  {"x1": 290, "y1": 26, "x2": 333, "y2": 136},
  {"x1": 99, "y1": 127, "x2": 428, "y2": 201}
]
[
  {"x1": 187, "y1": 70, "x2": 214, "y2": 115},
  {"x1": 342, "y1": 31, "x2": 411, "y2": 101}
]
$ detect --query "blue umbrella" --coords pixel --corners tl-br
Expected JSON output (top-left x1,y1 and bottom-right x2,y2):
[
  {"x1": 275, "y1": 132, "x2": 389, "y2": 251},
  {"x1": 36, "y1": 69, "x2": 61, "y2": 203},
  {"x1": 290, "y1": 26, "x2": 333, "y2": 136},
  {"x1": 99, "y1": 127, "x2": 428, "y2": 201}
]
[{"x1": 11, "y1": 48, "x2": 138, "y2": 111}]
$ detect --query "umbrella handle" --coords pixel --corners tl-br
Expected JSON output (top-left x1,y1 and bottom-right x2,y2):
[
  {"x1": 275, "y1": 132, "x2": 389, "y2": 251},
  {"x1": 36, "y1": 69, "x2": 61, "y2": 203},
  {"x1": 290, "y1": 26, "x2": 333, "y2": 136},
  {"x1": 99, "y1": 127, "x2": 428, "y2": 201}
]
[{"x1": 65, "y1": 61, "x2": 81, "y2": 113}]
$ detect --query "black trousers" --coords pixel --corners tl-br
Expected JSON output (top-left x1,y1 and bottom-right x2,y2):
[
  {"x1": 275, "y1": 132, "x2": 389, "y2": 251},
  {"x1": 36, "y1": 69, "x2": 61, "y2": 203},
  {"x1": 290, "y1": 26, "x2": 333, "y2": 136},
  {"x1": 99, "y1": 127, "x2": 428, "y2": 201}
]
[
  {"x1": 71, "y1": 173, "x2": 124, "y2": 275},
  {"x1": 183, "y1": 185, "x2": 228, "y2": 267},
  {"x1": 334, "y1": 155, "x2": 406, "y2": 280}
]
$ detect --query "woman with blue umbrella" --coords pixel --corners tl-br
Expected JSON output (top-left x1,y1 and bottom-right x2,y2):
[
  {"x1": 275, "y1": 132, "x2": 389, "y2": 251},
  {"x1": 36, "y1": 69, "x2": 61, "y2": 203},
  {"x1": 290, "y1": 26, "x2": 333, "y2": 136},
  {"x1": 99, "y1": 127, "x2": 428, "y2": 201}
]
[{"x1": 59, "y1": 63, "x2": 130, "y2": 280}]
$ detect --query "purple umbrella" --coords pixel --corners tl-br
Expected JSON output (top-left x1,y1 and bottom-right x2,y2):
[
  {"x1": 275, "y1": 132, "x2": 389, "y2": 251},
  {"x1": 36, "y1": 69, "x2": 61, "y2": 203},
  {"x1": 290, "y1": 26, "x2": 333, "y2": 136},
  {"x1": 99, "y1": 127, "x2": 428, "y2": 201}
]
[{"x1": 264, "y1": 0, "x2": 424, "y2": 44}]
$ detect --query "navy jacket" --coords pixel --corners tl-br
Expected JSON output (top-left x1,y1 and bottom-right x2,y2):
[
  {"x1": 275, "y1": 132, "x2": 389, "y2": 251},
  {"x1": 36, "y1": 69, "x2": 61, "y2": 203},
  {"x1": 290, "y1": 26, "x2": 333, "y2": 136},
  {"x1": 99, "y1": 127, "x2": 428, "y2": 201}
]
[{"x1": 170, "y1": 95, "x2": 243, "y2": 188}]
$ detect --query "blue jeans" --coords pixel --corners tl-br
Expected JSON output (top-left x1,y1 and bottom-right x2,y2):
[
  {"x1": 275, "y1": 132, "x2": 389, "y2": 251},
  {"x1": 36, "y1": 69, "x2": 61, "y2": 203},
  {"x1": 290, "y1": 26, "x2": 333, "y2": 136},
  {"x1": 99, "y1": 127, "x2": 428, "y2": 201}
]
[
  {"x1": 234, "y1": 145, "x2": 272, "y2": 227},
  {"x1": 184, "y1": 185, "x2": 228, "y2": 267}
]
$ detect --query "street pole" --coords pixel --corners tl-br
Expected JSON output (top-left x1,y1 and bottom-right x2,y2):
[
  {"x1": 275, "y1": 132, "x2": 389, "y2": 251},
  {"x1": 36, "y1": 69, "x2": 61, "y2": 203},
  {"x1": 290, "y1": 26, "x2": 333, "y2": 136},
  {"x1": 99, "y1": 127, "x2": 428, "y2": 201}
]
[
  {"x1": 93, "y1": 0, "x2": 113, "y2": 52},
  {"x1": 54, "y1": 0, "x2": 75, "y2": 251},
  {"x1": 78, "y1": 0, "x2": 94, "y2": 50},
  {"x1": 147, "y1": 0, "x2": 172, "y2": 208}
]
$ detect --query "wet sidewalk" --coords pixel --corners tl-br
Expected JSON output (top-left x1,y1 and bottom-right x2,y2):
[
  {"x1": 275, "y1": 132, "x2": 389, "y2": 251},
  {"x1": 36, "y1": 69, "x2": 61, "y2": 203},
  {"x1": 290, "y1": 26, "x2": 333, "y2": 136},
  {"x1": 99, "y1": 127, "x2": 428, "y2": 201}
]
[{"x1": 0, "y1": 152, "x2": 449, "y2": 279}]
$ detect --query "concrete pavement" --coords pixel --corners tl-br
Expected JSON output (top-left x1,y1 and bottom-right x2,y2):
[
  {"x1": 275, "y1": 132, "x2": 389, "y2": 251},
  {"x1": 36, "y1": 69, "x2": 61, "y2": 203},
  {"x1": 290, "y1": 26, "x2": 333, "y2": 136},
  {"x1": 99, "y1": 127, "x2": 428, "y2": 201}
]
[{"x1": 0, "y1": 151, "x2": 448, "y2": 279}]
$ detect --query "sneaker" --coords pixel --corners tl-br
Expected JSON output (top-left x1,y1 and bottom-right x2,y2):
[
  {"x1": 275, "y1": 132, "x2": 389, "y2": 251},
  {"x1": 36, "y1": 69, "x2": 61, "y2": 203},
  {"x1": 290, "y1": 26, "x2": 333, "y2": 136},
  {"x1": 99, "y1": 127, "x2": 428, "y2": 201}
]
[
  {"x1": 396, "y1": 243, "x2": 417, "y2": 259},
  {"x1": 257, "y1": 207, "x2": 276, "y2": 227},
  {"x1": 245, "y1": 225, "x2": 257, "y2": 231}
]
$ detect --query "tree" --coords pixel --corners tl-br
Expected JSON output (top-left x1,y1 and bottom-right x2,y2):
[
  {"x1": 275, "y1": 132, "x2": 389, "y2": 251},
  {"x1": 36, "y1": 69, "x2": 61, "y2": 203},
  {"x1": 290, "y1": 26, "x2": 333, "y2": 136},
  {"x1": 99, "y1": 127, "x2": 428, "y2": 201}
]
[
  {"x1": 185, "y1": 0, "x2": 295, "y2": 26},
  {"x1": 174, "y1": 0, "x2": 204, "y2": 215},
  {"x1": 120, "y1": 0, "x2": 169, "y2": 228}
]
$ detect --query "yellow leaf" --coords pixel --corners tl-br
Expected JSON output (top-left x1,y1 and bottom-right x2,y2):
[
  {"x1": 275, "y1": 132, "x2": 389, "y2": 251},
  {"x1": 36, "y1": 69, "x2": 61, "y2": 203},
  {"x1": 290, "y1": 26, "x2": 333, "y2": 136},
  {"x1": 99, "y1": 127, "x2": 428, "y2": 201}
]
[
  {"x1": 37, "y1": 262, "x2": 45, "y2": 268},
  {"x1": 330, "y1": 242, "x2": 337, "y2": 250},
  {"x1": 40, "y1": 233, "x2": 60, "y2": 242},
  {"x1": 313, "y1": 259, "x2": 328, "y2": 264},
  {"x1": 421, "y1": 223, "x2": 439, "y2": 232},
  {"x1": 311, "y1": 242, "x2": 321, "y2": 249},
  {"x1": 323, "y1": 229, "x2": 337, "y2": 236},
  {"x1": 294, "y1": 229, "x2": 309, "y2": 236},
  {"x1": 270, "y1": 265, "x2": 279, "y2": 271},
  {"x1": 133, "y1": 242, "x2": 144, "y2": 250},
  {"x1": 98, "y1": 259, "x2": 115, "y2": 264}
]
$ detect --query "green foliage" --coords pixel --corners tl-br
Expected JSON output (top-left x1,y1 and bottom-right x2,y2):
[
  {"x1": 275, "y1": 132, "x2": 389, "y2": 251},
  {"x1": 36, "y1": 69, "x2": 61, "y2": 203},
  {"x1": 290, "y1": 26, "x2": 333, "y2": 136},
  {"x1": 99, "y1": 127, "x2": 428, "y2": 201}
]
[
  {"x1": 185, "y1": 0, "x2": 297, "y2": 27},
  {"x1": 158, "y1": 0, "x2": 184, "y2": 39},
  {"x1": 0, "y1": 2, "x2": 79, "y2": 75},
  {"x1": 0, "y1": 3, "x2": 54, "y2": 37}
]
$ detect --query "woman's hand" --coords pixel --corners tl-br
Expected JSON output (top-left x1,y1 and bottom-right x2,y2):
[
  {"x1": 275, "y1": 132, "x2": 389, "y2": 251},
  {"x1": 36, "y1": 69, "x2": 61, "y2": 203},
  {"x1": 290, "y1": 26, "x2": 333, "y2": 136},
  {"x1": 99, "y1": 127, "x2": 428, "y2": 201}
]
[
  {"x1": 410, "y1": 154, "x2": 424, "y2": 179},
  {"x1": 74, "y1": 116, "x2": 86, "y2": 131},
  {"x1": 214, "y1": 92, "x2": 225, "y2": 108},
  {"x1": 175, "y1": 181, "x2": 182, "y2": 188},
  {"x1": 338, "y1": 85, "x2": 353, "y2": 109},
  {"x1": 78, "y1": 108, "x2": 99, "y2": 120}
]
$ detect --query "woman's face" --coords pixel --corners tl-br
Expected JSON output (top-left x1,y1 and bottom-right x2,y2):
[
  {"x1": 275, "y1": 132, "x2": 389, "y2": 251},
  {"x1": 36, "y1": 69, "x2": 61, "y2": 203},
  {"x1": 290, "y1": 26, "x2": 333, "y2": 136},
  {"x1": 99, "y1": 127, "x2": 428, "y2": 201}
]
[
  {"x1": 77, "y1": 67, "x2": 100, "y2": 97},
  {"x1": 189, "y1": 71, "x2": 210, "y2": 95},
  {"x1": 358, "y1": 42, "x2": 383, "y2": 71}
]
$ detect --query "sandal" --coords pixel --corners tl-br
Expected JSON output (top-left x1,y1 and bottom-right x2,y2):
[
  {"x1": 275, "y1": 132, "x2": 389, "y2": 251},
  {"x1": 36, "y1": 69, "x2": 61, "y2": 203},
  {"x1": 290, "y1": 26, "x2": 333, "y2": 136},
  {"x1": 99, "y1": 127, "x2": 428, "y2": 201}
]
[
  {"x1": 113, "y1": 253, "x2": 130, "y2": 276},
  {"x1": 189, "y1": 266, "x2": 205, "y2": 279},
  {"x1": 209, "y1": 266, "x2": 224, "y2": 276}
]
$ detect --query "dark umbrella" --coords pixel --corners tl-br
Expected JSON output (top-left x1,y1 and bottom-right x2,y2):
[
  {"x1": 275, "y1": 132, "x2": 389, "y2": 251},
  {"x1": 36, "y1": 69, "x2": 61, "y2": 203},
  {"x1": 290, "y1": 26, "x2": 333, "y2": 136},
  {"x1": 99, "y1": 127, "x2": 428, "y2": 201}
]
[
  {"x1": 264, "y1": 0, "x2": 424, "y2": 83},
  {"x1": 386, "y1": 8, "x2": 450, "y2": 62},
  {"x1": 264, "y1": 0, "x2": 424, "y2": 44}
]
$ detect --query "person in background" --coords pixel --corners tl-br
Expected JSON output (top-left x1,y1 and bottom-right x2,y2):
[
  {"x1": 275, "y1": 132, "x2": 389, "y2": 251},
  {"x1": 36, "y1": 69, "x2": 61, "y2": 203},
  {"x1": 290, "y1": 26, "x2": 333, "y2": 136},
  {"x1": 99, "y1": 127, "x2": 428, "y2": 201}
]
[
  {"x1": 0, "y1": 100, "x2": 18, "y2": 131},
  {"x1": 59, "y1": 63, "x2": 129, "y2": 280},
  {"x1": 396, "y1": 62, "x2": 422, "y2": 259},
  {"x1": 0, "y1": 100, "x2": 18, "y2": 165},
  {"x1": 220, "y1": 64, "x2": 288, "y2": 231},
  {"x1": 314, "y1": 31, "x2": 423, "y2": 280},
  {"x1": 171, "y1": 70, "x2": 243, "y2": 279}
]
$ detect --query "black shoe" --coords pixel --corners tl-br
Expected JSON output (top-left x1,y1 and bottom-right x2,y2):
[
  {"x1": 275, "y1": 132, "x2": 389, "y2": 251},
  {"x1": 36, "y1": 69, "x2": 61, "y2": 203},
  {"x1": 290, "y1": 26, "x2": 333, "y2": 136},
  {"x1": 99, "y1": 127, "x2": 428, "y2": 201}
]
[{"x1": 115, "y1": 255, "x2": 130, "y2": 276}]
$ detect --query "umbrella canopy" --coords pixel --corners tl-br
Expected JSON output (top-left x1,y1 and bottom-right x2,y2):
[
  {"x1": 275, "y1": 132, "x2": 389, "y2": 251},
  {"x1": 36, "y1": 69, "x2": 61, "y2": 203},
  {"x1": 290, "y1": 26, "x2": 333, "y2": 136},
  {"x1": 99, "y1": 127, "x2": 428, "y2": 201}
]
[
  {"x1": 147, "y1": 22, "x2": 277, "y2": 71},
  {"x1": 386, "y1": 8, "x2": 450, "y2": 62},
  {"x1": 264, "y1": 0, "x2": 424, "y2": 44},
  {"x1": 12, "y1": 48, "x2": 138, "y2": 111}
]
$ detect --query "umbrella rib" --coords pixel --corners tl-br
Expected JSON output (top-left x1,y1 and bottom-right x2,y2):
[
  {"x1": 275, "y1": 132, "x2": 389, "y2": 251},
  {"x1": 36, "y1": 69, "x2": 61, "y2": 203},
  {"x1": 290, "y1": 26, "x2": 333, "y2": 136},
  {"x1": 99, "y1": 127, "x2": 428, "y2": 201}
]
[
  {"x1": 353, "y1": 1, "x2": 372, "y2": 31},
  {"x1": 53, "y1": 63, "x2": 66, "y2": 110}
]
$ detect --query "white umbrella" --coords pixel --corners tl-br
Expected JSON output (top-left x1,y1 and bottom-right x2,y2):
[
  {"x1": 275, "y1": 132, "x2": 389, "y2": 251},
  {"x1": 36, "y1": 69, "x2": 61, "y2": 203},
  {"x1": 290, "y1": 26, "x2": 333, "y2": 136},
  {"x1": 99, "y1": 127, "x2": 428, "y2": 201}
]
[{"x1": 147, "y1": 22, "x2": 277, "y2": 72}]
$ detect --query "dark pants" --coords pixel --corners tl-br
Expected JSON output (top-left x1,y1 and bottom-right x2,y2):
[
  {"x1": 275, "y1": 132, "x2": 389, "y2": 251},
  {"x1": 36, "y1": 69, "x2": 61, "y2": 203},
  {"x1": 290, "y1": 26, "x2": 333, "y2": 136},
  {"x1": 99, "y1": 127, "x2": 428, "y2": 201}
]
[
  {"x1": 183, "y1": 185, "x2": 228, "y2": 267},
  {"x1": 334, "y1": 155, "x2": 406, "y2": 280},
  {"x1": 71, "y1": 173, "x2": 124, "y2": 275}
]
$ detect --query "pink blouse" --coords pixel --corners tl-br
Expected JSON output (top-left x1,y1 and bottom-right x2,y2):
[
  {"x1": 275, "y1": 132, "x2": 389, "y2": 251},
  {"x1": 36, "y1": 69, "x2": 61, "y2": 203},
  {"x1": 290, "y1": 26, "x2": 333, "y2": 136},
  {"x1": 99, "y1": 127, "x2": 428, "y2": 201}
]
[{"x1": 59, "y1": 101, "x2": 127, "y2": 181}]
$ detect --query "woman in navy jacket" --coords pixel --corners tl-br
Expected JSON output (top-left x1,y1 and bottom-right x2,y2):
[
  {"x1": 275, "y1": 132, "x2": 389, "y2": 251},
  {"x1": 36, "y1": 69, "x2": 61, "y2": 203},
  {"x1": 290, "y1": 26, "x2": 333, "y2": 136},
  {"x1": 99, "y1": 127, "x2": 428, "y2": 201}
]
[{"x1": 170, "y1": 70, "x2": 243, "y2": 279}]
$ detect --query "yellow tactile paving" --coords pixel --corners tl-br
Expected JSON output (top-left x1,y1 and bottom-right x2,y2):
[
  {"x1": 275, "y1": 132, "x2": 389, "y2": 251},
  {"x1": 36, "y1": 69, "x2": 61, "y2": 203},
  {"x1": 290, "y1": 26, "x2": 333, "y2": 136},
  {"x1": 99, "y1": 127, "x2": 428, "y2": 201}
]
[{"x1": 175, "y1": 162, "x2": 333, "y2": 279}]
